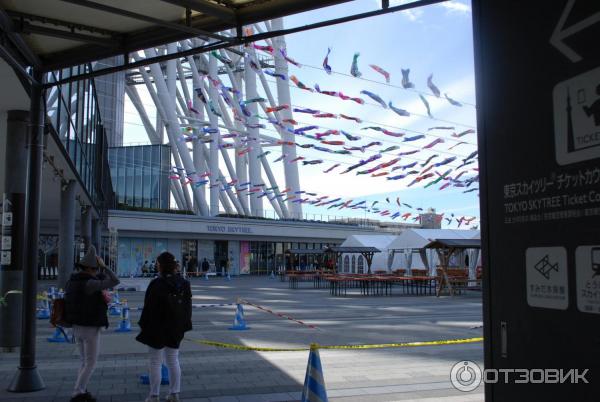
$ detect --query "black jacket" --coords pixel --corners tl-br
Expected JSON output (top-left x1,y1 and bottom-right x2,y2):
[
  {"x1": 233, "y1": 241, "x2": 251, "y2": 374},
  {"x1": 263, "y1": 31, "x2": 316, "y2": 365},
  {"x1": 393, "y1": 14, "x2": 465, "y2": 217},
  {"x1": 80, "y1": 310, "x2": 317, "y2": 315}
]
[
  {"x1": 65, "y1": 272, "x2": 109, "y2": 328},
  {"x1": 136, "y1": 274, "x2": 192, "y2": 349}
]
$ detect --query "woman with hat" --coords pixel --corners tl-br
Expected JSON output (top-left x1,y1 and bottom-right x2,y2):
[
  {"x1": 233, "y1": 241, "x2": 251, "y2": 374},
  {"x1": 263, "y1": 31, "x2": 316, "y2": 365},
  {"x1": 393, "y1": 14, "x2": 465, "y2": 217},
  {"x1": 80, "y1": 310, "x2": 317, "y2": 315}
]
[{"x1": 65, "y1": 245, "x2": 120, "y2": 402}]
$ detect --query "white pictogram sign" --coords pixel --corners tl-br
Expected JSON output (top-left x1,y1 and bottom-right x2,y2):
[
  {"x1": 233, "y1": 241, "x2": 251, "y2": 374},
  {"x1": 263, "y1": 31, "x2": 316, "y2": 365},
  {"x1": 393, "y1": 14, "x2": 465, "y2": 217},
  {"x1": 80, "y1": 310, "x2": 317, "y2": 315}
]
[
  {"x1": 575, "y1": 245, "x2": 600, "y2": 314},
  {"x1": 526, "y1": 247, "x2": 569, "y2": 310}
]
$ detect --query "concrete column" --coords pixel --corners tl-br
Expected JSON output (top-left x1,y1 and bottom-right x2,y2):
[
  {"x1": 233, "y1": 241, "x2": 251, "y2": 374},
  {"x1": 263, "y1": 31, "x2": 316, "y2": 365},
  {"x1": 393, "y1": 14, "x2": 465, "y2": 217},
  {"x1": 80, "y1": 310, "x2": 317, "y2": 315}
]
[
  {"x1": 80, "y1": 206, "x2": 92, "y2": 251},
  {"x1": 244, "y1": 54, "x2": 264, "y2": 216},
  {"x1": 91, "y1": 218, "x2": 102, "y2": 252},
  {"x1": 0, "y1": 110, "x2": 28, "y2": 349},
  {"x1": 57, "y1": 181, "x2": 76, "y2": 289},
  {"x1": 208, "y1": 55, "x2": 220, "y2": 216},
  {"x1": 272, "y1": 18, "x2": 302, "y2": 218}
]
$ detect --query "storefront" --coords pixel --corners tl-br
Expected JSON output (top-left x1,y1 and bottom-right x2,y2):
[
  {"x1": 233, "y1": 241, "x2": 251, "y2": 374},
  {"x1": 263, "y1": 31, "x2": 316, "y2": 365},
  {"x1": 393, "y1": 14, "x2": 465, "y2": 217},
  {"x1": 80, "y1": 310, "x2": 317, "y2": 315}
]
[{"x1": 108, "y1": 210, "x2": 374, "y2": 276}]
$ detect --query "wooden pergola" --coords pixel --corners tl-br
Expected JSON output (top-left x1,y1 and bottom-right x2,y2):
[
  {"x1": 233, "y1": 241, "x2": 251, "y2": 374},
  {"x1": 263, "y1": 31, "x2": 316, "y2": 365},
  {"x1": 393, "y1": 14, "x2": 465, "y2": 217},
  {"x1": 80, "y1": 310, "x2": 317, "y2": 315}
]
[
  {"x1": 284, "y1": 248, "x2": 327, "y2": 270},
  {"x1": 424, "y1": 238, "x2": 481, "y2": 296},
  {"x1": 324, "y1": 246, "x2": 381, "y2": 274}
]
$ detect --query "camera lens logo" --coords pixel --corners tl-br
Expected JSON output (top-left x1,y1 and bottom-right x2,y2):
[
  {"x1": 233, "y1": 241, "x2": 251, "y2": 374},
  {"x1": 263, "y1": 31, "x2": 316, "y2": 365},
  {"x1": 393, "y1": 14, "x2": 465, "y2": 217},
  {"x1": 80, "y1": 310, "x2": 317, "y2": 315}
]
[{"x1": 450, "y1": 361, "x2": 482, "y2": 392}]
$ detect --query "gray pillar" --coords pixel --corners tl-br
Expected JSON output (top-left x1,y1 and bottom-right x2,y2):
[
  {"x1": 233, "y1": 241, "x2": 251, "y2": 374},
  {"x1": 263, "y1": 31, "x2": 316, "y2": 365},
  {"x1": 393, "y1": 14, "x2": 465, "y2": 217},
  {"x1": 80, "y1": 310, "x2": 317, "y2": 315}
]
[
  {"x1": 57, "y1": 181, "x2": 76, "y2": 289},
  {"x1": 0, "y1": 111, "x2": 28, "y2": 350},
  {"x1": 80, "y1": 206, "x2": 92, "y2": 251},
  {"x1": 8, "y1": 70, "x2": 46, "y2": 392},
  {"x1": 91, "y1": 218, "x2": 102, "y2": 252}
]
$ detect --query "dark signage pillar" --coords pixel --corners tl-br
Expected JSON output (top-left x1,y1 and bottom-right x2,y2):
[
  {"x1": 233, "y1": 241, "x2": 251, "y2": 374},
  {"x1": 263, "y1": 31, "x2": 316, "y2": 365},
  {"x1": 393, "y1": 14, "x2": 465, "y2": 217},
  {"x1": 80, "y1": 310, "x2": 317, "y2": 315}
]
[
  {"x1": 8, "y1": 71, "x2": 45, "y2": 392},
  {"x1": 473, "y1": 0, "x2": 600, "y2": 400},
  {"x1": 0, "y1": 111, "x2": 28, "y2": 350}
]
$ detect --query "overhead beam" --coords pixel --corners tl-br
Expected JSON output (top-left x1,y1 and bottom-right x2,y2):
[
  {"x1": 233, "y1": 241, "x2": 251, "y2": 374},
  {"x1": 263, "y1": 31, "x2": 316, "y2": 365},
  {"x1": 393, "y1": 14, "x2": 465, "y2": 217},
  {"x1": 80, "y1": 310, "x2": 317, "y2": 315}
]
[
  {"x1": 43, "y1": 0, "x2": 447, "y2": 84},
  {"x1": 159, "y1": 0, "x2": 236, "y2": 23},
  {"x1": 59, "y1": 0, "x2": 232, "y2": 42},
  {"x1": 17, "y1": 22, "x2": 118, "y2": 47},
  {"x1": 0, "y1": 7, "x2": 41, "y2": 67},
  {"x1": 0, "y1": 41, "x2": 38, "y2": 85},
  {"x1": 5, "y1": 10, "x2": 119, "y2": 37}
]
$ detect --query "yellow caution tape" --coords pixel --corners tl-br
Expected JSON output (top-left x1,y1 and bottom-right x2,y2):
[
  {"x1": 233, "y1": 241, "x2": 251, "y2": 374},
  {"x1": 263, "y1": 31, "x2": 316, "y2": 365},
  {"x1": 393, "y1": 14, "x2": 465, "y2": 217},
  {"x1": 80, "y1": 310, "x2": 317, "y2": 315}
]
[
  {"x1": 186, "y1": 338, "x2": 308, "y2": 352},
  {"x1": 185, "y1": 337, "x2": 483, "y2": 352},
  {"x1": 0, "y1": 290, "x2": 22, "y2": 307},
  {"x1": 317, "y1": 337, "x2": 484, "y2": 350}
]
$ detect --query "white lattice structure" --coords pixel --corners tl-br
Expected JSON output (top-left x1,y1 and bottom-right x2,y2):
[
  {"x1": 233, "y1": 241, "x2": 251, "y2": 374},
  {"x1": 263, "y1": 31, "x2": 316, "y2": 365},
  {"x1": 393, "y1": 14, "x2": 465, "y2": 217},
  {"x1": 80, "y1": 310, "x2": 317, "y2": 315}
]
[{"x1": 125, "y1": 18, "x2": 301, "y2": 219}]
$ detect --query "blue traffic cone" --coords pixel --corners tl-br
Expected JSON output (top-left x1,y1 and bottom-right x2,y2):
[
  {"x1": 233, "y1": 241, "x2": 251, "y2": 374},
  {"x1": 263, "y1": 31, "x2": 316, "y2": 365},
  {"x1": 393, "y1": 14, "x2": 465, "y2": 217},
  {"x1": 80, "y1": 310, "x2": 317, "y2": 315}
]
[
  {"x1": 115, "y1": 299, "x2": 132, "y2": 332},
  {"x1": 270, "y1": 271, "x2": 276, "y2": 279},
  {"x1": 47, "y1": 327, "x2": 71, "y2": 343},
  {"x1": 109, "y1": 291, "x2": 122, "y2": 316},
  {"x1": 226, "y1": 273, "x2": 231, "y2": 281},
  {"x1": 301, "y1": 344, "x2": 328, "y2": 402},
  {"x1": 139, "y1": 364, "x2": 169, "y2": 385},
  {"x1": 204, "y1": 272, "x2": 209, "y2": 281},
  {"x1": 37, "y1": 293, "x2": 50, "y2": 319},
  {"x1": 228, "y1": 303, "x2": 249, "y2": 330}
]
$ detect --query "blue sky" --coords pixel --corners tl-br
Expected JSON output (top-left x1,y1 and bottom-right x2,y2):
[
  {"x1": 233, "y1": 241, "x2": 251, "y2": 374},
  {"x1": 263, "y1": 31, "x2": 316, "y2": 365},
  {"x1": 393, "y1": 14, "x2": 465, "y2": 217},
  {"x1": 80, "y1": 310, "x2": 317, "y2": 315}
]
[{"x1": 122, "y1": 0, "x2": 479, "y2": 228}]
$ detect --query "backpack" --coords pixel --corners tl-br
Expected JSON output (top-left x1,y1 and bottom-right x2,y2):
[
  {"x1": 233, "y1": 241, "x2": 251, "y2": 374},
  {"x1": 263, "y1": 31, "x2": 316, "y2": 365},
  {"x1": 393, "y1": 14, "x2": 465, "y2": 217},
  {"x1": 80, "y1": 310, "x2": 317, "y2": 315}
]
[
  {"x1": 162, "y1": 277, "x2": 191, "y2": 333},
  {"x1": 50, "y1": 298, "x2": 72, "y2": 328}
]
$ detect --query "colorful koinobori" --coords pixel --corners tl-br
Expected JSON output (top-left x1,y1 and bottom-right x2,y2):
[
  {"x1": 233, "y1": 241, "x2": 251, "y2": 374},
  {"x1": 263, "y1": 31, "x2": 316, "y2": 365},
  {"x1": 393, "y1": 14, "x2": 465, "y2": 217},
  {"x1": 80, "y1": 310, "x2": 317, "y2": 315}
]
[{"x1": 161, "y1": 32, "x2": 477, "y2": 223}]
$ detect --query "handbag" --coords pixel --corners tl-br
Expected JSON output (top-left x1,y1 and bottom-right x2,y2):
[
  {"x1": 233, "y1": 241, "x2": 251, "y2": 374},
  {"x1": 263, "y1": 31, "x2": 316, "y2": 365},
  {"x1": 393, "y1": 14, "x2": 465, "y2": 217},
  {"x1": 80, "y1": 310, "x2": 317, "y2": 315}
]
[
  {"x1": 102, "y1": 290, "x2": 112, "y2": 305},
  {"x1": 49, "y1": 299, "x2": 72, "y2": 328}
]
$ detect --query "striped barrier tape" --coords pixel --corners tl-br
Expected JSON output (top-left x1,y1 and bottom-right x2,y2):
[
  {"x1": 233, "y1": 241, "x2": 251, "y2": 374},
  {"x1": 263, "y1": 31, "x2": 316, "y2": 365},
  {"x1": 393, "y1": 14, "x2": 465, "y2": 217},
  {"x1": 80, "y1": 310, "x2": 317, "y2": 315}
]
[
  {"x1": 240, "y1": 299, "x2": 317, "y2": 329},
  {"x1": 136, "y1": 302, "x2": 236, "y2": 311},
  {"x1": 193, "y1": 303, "x2": 236, "y2": 309},
  {"x1": 185, "y1": 337, "x2": 483, "y2": 352}
]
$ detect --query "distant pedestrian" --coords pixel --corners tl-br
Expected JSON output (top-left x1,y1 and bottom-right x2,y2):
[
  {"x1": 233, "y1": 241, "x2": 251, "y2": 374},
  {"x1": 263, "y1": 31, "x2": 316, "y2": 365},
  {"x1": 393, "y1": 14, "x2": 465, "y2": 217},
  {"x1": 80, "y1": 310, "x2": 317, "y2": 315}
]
[
  {"x1": 65, "y1": 245, "x2": 120, "y2": 402},
  {"x1": 141, "y1": 260, "x2": 150, "y2": 277},
  {"x1": 137, "y1": 252, "x2": 192, "y2": 402},
  {"x1": 201, "y1": 257, "x2": 210, "y2": 273}
]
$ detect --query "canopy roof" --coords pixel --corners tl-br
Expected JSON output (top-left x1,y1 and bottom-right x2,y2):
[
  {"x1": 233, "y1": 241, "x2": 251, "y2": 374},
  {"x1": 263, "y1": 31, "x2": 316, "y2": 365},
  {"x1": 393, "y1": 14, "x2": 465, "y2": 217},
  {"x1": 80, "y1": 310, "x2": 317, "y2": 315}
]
[
  {"x1": 424, "y1": 238, "x2": 481, "y2": 249},
  {"x1": 285, "y1": 248, "x2": 326, "y2": 255},
  {"x1": 0, "y1": 0, "x2": 351, "y2": 71},
  {"x1": 326, "y1": 246, "x2": 381, "y2": 254},
  {"x1": 340, "y1": 234, "x2": 396, "y2": 249},
  {"x1": 389, "y1": 229, "x2": 480, "y2": 251}
]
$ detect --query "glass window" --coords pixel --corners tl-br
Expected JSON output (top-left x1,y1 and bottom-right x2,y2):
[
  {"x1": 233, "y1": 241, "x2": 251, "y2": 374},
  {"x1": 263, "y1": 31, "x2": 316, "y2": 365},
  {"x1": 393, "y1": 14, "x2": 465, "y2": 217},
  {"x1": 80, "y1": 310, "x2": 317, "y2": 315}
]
[
  {"x1": 351, "y1": 256, "x2": 356, "y2": 273},
  {"x1": 357, "y1": 256, "x2": 364, "y2": 274},
  {"x1": 343, "y1": 256, "x2": 349, "y2": 273}
]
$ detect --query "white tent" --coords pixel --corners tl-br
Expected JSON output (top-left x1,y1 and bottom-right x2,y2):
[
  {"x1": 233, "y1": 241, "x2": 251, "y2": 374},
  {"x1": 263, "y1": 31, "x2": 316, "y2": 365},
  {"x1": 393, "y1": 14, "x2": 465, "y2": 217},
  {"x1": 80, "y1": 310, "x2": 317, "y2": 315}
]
[
  {"x1": 388, "y1": 229, "x2": 480, "y2": 276},
  {"x1": 339, "y1": 235, "x2": 396, "y2": 273}
]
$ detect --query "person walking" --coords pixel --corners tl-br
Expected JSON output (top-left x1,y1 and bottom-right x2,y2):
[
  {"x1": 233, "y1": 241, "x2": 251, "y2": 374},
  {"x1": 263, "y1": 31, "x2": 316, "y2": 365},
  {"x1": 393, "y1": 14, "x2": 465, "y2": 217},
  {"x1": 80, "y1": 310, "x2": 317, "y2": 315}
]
[
  {"x1": 136, "y1": 251, "x2": 192, "y2": 402},
  {"x1": 201, "y1": 257, "x2": 210, "y2": 274},
  {"x1": 65, "y1": 245, "x2": 120, "y2": 402}
]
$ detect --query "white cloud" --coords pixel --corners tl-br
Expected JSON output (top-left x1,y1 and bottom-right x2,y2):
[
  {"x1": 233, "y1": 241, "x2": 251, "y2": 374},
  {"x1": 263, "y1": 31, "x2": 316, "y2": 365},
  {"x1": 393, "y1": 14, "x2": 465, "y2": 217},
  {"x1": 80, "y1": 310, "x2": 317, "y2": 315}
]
[
  {"x1": 439, "y1": 1, "x2": 471, "y2": 14},
  {"x1": 370, "y1": 0, "x2": 471, "y2": 19}
]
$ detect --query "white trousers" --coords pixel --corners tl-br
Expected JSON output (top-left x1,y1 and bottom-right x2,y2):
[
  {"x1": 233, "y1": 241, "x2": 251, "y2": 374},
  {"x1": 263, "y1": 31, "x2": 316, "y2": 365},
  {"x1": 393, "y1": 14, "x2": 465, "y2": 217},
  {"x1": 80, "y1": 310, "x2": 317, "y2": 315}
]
[
  {"x1": 148, "y1": 346, "x2": 181, "y2": 396},
  {"x1": 73, "y1": 325, "x2": 101, "y2": 396}
]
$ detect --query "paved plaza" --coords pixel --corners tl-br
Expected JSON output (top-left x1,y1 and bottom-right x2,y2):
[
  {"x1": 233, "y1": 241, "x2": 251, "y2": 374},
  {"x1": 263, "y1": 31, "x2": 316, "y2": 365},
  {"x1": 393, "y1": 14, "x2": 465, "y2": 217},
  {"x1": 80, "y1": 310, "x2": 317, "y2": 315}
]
[{"x1": 0, "y1": 276, "x2": 484, "y2": 402}]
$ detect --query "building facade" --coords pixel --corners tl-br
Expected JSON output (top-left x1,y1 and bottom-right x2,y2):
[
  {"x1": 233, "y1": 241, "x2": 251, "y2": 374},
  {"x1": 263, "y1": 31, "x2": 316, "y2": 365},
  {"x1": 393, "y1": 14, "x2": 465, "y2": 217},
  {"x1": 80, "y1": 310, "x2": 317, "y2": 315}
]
[{"x1": 108, "y1": 144, "x2": 171, "y2": 210}]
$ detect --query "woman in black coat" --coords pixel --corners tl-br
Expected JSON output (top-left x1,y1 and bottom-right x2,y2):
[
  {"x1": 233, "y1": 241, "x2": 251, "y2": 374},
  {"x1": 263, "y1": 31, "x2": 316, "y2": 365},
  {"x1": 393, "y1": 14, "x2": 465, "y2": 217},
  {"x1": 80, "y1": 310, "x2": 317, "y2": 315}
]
[{"x1": 136, "y1": 252, "x2": 192, "y2": 402}]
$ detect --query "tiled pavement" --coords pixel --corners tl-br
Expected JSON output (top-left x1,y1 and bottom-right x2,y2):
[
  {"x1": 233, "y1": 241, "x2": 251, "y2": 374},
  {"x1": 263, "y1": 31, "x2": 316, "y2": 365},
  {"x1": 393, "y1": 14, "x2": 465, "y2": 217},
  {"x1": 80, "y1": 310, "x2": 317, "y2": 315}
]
[{"x1": 0, "y1": 276, "x2": 484, "y2": 401}]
